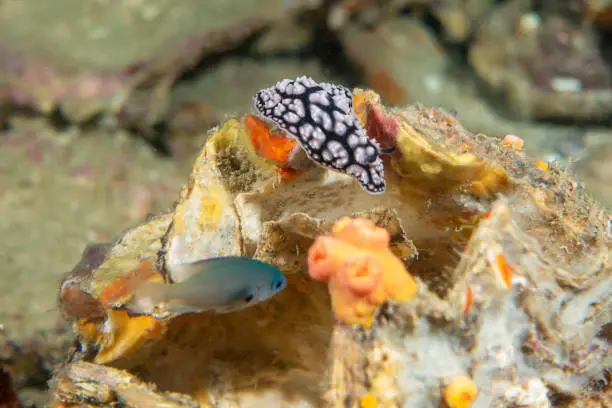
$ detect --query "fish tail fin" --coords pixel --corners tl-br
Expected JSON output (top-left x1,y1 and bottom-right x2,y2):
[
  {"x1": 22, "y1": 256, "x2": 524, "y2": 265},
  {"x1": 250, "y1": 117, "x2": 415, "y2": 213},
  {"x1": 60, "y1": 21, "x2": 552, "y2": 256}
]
[{"x1": 127, "y1": 281, "x2": 169, "y2": 315}]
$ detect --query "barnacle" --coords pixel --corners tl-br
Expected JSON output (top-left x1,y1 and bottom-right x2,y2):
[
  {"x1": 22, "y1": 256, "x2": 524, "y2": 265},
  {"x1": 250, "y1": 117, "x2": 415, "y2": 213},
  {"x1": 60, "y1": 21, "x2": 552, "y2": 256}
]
[{"x1": 307, "y1": 217, "x2": 418, "y2": 327}]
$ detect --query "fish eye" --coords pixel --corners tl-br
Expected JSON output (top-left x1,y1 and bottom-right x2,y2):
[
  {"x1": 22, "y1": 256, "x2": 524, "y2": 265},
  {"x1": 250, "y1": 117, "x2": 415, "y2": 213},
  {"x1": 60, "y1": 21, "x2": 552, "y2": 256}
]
[
  {"x1": 272, "y1": 278, "x2": 285, "y2": 291},
  {"x1": 244, "y1": 293, "x2": 255, "y2": 303}
]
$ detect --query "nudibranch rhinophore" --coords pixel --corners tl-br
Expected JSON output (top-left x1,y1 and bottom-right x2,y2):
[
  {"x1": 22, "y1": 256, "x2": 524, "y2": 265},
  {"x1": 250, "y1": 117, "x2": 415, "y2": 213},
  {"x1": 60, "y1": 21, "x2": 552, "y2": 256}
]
[{"x1": 253, "y1": 76, "x2": 387, "y2": 194}]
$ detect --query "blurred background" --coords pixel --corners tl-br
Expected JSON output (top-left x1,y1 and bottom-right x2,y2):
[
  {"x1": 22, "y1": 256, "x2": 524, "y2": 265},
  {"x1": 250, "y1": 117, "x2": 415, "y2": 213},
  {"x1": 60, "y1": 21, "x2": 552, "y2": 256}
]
[{"x1": 0, "y1": 0, "x2": 610, "y2": 405}]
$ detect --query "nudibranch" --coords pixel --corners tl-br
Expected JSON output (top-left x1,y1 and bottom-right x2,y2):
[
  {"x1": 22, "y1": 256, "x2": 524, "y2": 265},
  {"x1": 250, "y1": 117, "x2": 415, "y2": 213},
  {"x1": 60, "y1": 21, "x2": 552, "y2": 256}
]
[{"x1": 253, "y1": 76, "x2": 387, "y2": 194}]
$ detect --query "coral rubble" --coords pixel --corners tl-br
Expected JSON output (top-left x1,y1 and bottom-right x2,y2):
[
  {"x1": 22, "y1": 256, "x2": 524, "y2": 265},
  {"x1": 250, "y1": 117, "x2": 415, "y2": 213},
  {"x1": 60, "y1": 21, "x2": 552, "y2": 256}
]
[
  {"x1": 0, "y1": 0, "x2": 320, "y2": 127},
  {"x1": 470, "y1": 0, "x2": 612, "y2": 121}
]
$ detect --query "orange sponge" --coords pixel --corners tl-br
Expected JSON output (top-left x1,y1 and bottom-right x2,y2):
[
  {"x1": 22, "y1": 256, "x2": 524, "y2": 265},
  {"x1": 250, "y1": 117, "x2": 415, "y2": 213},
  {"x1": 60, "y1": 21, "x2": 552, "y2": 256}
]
[{"x1": 308, "y1": 217, "x2": 418, "y2": 327}]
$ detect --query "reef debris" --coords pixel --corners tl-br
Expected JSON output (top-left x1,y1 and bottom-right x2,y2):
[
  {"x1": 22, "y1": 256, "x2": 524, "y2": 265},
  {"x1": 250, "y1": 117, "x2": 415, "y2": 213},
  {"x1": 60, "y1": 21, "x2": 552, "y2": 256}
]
[
  {"x1": 0, "y1": 0, "x2": 322, "y2": 128},
  {"x1": 50, "y1": 361, "x2": 199, "y2": 408}
]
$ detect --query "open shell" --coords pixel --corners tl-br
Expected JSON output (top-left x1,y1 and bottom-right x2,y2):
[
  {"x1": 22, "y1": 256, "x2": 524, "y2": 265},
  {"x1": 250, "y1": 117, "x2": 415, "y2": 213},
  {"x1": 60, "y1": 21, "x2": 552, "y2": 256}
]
[{"x1": 53, "y1": 89, "x2": 611, "y2": 407}]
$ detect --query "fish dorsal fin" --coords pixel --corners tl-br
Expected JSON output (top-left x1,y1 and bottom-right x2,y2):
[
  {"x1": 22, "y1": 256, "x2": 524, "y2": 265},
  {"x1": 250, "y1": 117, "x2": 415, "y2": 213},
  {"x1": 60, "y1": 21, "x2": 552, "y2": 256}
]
[
  {"x1": 169, "y1": 256, "x2": 245, "y2": 283},
  {"x1": 170, "y1": 256, "x2": 277, "y2": 283}
]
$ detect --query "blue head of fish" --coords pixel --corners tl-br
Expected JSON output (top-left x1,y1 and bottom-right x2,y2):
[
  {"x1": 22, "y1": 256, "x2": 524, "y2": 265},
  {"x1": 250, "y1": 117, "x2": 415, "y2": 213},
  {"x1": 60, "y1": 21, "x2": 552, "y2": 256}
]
[
  {"x1": 206, "y1": 257, "x2": 288, "y2": 314},
  {"x1": 239, "y1": 260, "x2": 286, "y2": 303}
]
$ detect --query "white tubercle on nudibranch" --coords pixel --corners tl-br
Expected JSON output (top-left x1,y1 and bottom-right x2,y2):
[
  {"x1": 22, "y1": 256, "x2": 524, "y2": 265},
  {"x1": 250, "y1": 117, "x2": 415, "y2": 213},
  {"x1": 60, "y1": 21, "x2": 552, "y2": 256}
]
[{"x1": 253, "y1": 76, "x2": 386, "y2": 195}]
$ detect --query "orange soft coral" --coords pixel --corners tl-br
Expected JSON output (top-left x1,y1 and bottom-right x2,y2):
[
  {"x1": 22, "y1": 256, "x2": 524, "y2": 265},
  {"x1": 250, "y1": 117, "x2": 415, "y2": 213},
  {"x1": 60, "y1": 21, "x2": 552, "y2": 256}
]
[
  {"x1": 308, "y1": 217, "x2": 418, "y2": 327},
  {"x1": 245, "y1": 114, "x2": 298, "y2": 165},
  {"x1": 244, "y1": 114, "x2": 306, "y2": 182}
]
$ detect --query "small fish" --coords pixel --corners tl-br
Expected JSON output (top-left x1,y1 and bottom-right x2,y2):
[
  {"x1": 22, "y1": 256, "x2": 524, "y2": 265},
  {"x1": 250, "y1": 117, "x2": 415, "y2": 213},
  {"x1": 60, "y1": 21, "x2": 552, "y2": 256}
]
[{"x1": 127, "y1": 256, "x2": 287, "y2": 315}]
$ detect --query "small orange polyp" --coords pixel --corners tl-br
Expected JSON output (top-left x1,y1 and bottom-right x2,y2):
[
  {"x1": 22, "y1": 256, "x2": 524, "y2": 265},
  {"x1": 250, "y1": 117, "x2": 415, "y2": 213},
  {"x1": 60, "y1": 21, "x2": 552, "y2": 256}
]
[
  {"x1": 535, "y1": 160, "x2": 549, "y2": 171},
  {"x1": 352, "y1": 89, "x2": 377, "y2": 126},
  {"x1": 463, "y1": 286, "x2": 474, "y2": 315},
  {"x1": 487, "y1": 249, "x2": 514, "y2": 288},
  {"x1": 444, "y1": 375, "x2": 478, "y2": 408},
  {"x1": 497, "y1": 254, "x2": 515, "y2": 288},
  {"x1": 245, "y1": 114, "x2": 297, "y2": 165},
  {"x1": 360, "y1": 392, "x2": 378, "y2": 408}
]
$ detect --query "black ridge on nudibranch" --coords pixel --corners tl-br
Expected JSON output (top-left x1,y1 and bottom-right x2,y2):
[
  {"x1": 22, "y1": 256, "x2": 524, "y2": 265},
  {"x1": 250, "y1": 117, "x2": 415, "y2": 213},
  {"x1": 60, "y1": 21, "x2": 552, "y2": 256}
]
[{"x1": 252, "y1": 76, "x2": 386, "y2": 195}]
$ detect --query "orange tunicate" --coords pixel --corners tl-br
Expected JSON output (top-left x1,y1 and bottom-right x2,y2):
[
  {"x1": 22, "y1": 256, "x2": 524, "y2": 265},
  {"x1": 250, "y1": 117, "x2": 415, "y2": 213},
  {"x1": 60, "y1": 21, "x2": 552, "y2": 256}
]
[
  {"x1": 245, "y1": 114, "x2": 298, "y2": 165},
  {"x1": 307, "y1": 217, "x2": 418, "y2": 327}
]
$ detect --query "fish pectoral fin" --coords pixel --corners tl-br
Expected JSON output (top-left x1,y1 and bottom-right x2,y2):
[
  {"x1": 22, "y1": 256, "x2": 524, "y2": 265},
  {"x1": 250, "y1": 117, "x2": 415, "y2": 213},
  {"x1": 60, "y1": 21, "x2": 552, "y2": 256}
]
[
  {"x1": 212, "y1": 287, "x2": 255, "y2": 314},
  {"x1": 212, "y1": 305, "x2": 243, "y2": 315}
]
